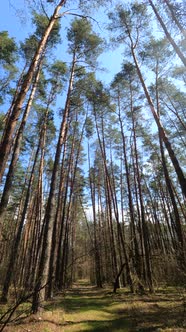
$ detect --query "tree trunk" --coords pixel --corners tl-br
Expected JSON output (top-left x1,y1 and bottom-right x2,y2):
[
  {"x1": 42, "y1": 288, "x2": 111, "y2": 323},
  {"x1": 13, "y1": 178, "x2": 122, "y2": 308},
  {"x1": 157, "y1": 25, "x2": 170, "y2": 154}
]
[
  {"x1": 163, "y1": 0, "x2": 186, "y2": 38},
  {"x1": 131, "y1": 45, "x2": 186, "y2": 198},
  {"x1": 0, "y1": 59, "x2": 43, "y2": 224},
  {"x1": 117, "y1": 92, "x2": 143, "y2": 288},
  {"x1": 148, "y1": 0, "x2": 186, "y2": 67},
  {"x1": 155, "y1": 73, "x2": 185, "y2": 264},
  {"x1": 0, "y1": 0, "x2": 66, "y2": 182},
  {"x1": 32, "y1": 51, "x2": 76, "y2": 313},
  {"x1": 94, "y1": 111, "x2": 118, "y2": 282},
  {"x1": 0, "y1": 139, "x2": 41, "y2": 302}
]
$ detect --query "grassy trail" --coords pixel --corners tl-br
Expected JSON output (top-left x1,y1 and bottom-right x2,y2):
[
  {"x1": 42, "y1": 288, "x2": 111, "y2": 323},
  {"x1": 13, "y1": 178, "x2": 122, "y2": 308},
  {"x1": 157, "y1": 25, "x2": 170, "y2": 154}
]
[{"x1": 2, "y1": 280, "x2": 186, "y2": 332}]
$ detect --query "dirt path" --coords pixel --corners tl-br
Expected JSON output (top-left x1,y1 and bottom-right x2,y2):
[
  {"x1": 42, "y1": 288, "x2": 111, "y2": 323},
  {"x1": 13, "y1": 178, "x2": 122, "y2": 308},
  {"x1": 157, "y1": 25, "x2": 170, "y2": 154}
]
[{"x1": 2, "y1": 281, "x2": 186, "y2": 331}]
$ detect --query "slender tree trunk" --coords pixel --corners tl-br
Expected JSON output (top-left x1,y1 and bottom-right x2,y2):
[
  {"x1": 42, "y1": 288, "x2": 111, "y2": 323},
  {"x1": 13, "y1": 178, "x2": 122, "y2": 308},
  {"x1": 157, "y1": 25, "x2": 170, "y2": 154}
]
[
  {"x1": 0, "y1": 59, "x2": 43, "y2": 223},
  {"x1": 148, "y1": 0, "x2": 186, "y2": 67},
  {"x1": 110, "y1": 155, "x2": 134, "y2": 292},
  {"x1": 163, "y1": 0, "x2": 186, "y2": 38},
  {"x1": 54, "y1": 144, "x2": 68, "y2": 289},
  {"x1": 2, "y1": 65, "x2": 27, "y2": 140},
  {"x1": 163, "y1": 97, "x2": 186, "y2": 132},
  {"x1": 159, "y1": 183, "x2": 177, "y2": 251},
  {"x1": 0, "y1": 139, "x2": 41, "y2": 302},
  {"x1": 18, "y1": 195, "x2": 36, "y2": 288},
  {"x1": 89, "y1": 167, "x2": 103, "y2": 288},
  {"x1": 113, "y1": 263, "x2": 126, "y2": 293},
  {"x1": 24, "y1": 107, "x2": 49, "y2": 290},
  {"x1": 0, "y1": 0, "x2": 66, "y2": 182},
  {"x1": 130, "y1": 103, "x2": 154, "y2": 292},
  {"x1": 94, "y1": 112, "x2": 118, "y2": 281},
  {"x1": 59, "y1": 129, "x2": 84, "y2": 288},
  {"x1": 46, "y1": 142, "x2": 67, "y2": 297},
  {"x1": 47, "y1": 113, "x2": 85, "y2": 297},
  {"x1": 130, "y1": 44, "x2": 186, "y2": 198},
  {"x1": 32, "y1": 51, "x2": 76, "y2": 313},
  {"x1": 117, "y1": 92, "x2": 143, "y2": 288},
  {"x1": 155, "y1": 71, "x2": 185, "y2": 263}
]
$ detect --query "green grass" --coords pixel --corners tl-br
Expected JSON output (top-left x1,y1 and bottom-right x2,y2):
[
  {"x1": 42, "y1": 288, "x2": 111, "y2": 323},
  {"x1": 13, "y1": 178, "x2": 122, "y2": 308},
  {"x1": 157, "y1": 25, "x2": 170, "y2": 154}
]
[{"x1": 1, "y1": 281, "x2": 186, "y2": 332}]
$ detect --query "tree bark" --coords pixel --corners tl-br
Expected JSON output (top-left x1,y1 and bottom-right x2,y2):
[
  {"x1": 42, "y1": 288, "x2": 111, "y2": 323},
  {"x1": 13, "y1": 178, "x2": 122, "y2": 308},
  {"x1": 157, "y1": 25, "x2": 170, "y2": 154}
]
[
  {"x1": 32, "y1": 51, "x2": 76, "y2": 313},
  {"x1": 131, "y1": 45, "x2": 186, "y2": 198},
  {"x1": 0, "y1": 139, "x2": 41, "y2": 302},
  {"x1": 117, "y1": 91, "x2": 143, "y2": 288},
  {"x1": 155, "y1": 68, "x2": 185, "y2": 262},
  {"x1": 148, "y1": 0, "x2": 186, "y2": 67},
  {"x1": 0, "y1": 0, "x2": 66, "y2": 182},
  {"x1": 163, "y1": 0, "x2": 186, "y2": 39},
  {"x1": 0, "y1": 59, "x2": 43, "y2": 223}
]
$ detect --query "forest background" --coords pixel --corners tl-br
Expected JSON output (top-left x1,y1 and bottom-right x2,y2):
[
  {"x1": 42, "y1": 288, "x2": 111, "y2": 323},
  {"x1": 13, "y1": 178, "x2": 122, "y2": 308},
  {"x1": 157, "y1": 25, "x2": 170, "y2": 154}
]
[{"x1": 0, "y1": 0, "x2": 186, "y2": 319}]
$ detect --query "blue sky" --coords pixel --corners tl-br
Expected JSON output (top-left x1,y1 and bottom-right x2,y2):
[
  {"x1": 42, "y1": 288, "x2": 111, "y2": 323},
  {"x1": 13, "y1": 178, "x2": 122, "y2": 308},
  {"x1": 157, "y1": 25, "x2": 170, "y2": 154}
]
[
  {"x1": 0, "y1": 1, "x2": 124, "y2": 84},
  {"x1": 0, "y1": 1, "x2": 31, "y2": 40}
]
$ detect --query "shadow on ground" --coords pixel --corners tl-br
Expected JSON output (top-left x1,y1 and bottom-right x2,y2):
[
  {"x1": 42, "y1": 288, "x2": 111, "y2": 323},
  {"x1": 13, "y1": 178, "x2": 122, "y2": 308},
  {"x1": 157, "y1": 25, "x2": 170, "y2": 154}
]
[
  {"x1": 2, "y1": 282, "x2": 186, "y2": 332},
  {"x1": 44, "y1": 283, "x2": 186, "y2": 332}
]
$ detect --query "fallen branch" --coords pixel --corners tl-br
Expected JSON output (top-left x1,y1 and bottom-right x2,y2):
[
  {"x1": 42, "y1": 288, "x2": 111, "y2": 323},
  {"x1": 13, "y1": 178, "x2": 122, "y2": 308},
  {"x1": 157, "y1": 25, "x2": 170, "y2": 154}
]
[{"x1": 0, "y1": 282, "x2": 49, "y2": 332}]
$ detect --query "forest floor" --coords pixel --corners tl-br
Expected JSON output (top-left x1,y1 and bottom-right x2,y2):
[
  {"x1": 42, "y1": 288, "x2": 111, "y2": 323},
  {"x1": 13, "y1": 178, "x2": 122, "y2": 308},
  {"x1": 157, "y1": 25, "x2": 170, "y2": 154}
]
[{"x1": 1, "y1": 280, "x2": 186, "y2": 332}]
